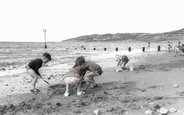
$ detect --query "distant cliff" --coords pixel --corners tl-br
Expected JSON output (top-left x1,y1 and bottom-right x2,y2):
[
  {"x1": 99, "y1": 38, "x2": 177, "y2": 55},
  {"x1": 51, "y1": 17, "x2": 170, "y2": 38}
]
[{"x1": 62, "y1": 28, "x2": 184, "y2": 42}]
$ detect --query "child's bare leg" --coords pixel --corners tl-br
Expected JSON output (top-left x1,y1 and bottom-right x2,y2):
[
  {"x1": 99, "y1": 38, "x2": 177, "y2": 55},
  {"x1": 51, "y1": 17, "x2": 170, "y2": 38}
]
[
  {"x1": 64, "y1": 84, "x2": 70, "y2": 97},
  {"x1": 123, "y1": 63, "x2": 126, "y2": 68},
  {"x1": 90, "y1": 78, "x2": 96, "y2": 87},
  {"x1": 86, "y1": 72, "x2": 99, "y2": 86},
  {"x1": 64, "y1": 77, "x2": 80, "y2": 96},
  {"x1": 122, "y1": 60, "x2": 129, "y2": 69},
  {"x1": 175, "y1": 49, "x2": 179, "y2": 56},
  {"x1": 32, "y1": 76, "x2": 38, "y2": 89},
  {"x1": 27, "y1": 69, "x2": 38, "y2": 90},
  {"x1": 77, "y1": 80, "x2": 82, "y2": 93},
  {"x1": 77, "y1": 79, "x2": 85, "y2": 95},
  {"x1": 116, "y1": 60, "x2": 121, "y2": 68}
]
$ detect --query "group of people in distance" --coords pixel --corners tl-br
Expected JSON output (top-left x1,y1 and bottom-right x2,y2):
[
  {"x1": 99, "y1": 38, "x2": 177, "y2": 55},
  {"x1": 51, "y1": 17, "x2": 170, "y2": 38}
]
[
  {"x1": 174, "y1": 41, "x2": 183, "y2": 56},
  {"x1": 167, "y1": 41, "x2": 184, "y2": 56},
  {"x1": 148, "y1": 41, "x2": 183, "y2": 56},
  {"x1": 26, "y1": 53, "x2": 104, "y2": 97}
]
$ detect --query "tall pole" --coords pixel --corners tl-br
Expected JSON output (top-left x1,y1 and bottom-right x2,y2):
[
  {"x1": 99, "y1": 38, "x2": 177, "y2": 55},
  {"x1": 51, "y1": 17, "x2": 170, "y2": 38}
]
[{"x1": 43, "y1": 29, "x2": 47, "y2": 49}]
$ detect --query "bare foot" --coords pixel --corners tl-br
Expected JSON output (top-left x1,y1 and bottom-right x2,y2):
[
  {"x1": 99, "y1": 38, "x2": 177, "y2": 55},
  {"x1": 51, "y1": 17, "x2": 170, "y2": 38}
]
[
  {"x1": 77, "y1": 91, "x2": 85, "y2": 96},
  {"x1": 64, "y1": 92, "x2": 69, "y2": 97}
]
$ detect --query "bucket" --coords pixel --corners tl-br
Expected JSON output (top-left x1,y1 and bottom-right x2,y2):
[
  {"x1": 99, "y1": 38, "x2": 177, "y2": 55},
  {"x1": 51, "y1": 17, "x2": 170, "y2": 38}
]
[{"x1": 129, "y1": 65, "x2": 134, "y2": 71}]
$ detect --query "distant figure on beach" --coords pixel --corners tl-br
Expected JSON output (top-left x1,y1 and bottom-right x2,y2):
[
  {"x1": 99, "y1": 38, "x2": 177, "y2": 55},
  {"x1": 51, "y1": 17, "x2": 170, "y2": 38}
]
[
  {"x1": 63, "y1": 56, "x2": 96, "y2": 97},
  {"x1": 170, "y1": 42, "x2": 173, "y2": 50},
  {"x1": 174, "y1": 41, "x2": 182, "y2": 56},
  {"x1": 84, "y1": 60, "x2": 102, "y2": 88},
  {"x1": 168, "y1": 41, "x2": 172, "y2": 52},
  {"x1": 26, "y1": 53, "x2": 51, "y2": 93},
  {"x1": 115, "y1": 55, "x2": 129, "y2": 70},
  {"x1": 147, "y1": 42, "x2": 150, "y2": 52}
]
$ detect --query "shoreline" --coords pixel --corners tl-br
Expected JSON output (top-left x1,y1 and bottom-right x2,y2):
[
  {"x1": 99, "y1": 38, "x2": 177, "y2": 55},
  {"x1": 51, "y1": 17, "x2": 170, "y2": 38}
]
[
  {"x1": 0, "y1": 48, "x2": 167, "y2": 77},
  {"x1": 0, "y1": 50, "x2": 168, "y2": 100},
  {"x1": 0, "y1": 50, "x2": 166, "y2": 99}
]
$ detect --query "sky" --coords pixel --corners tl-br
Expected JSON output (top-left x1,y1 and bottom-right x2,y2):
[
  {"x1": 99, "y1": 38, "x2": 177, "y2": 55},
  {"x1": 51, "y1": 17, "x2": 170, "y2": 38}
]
[{"x1": 0, "y1": 0, "x2": 184, "y2": 42}]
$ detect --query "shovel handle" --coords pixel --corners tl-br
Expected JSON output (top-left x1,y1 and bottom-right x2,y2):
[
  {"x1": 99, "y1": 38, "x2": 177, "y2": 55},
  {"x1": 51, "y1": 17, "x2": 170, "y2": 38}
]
[
  {"x1": 40, "y1": 77, "x2": 50, "y2": 84},
  {"x1": 83, "y1": 82, "x2": 90, "y2": 92}
]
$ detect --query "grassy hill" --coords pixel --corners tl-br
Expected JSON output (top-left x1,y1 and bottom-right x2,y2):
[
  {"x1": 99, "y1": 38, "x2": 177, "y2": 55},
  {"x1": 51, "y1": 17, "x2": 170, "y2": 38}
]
[{"x1": 62, "y1": 28, "x2": 184, "y2": 42}]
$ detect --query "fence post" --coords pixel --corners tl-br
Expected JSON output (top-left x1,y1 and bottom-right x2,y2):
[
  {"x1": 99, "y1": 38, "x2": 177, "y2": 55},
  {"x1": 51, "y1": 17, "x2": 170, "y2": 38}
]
[
  {"x1": 116, "y1": 48, "x2": 118, "y2": 51},
  {"x1": 142, "y1": 47, "x2": 145, "y2": 52},
  {"x1": 158, "y1": 46, "x2": 161, "y2": 51},
  {"x1": 128, "y1": 47, "x2": 131, "y2": 52}
]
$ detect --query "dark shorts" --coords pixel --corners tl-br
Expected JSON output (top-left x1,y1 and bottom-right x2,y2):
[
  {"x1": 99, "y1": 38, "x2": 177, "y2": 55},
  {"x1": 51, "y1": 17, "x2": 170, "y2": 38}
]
[
  {"x1": 26, "y1": 65, "x2": 32, "y2": 71},
  {"x1": 96, "y1": 66, "x2": 102, "y2": 75}
]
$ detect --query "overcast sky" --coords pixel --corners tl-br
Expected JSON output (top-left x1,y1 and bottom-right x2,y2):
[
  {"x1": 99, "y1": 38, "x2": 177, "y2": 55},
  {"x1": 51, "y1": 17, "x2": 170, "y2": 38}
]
[{"x1": 0, "y1": 0, "x2": 184, "y2": 42}]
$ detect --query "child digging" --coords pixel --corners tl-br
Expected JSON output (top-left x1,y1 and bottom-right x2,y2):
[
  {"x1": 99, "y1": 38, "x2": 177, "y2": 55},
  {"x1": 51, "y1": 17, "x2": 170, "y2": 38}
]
[
  {"x1": 84, "y1": 60, "x2": 102, "y2": 88},
  {"x1": 63, "y1": 56, "x2": 96, "y2": 97},
  {"x1": 26, "y1": 53, "x2": 51, "y2": 93},
  {"x1": 115, "y1": 55, "x2": 129, "y2": 70}
]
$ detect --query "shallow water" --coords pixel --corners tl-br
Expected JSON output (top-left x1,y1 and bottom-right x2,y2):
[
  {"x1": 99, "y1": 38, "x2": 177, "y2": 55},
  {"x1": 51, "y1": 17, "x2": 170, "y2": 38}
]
[{"x1": 0, "y1": 41, "x2": 168, "y2": 77}]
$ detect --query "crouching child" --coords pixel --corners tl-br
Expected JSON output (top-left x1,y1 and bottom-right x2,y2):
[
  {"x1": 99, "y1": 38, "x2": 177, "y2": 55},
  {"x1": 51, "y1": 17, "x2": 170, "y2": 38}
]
[
  {"x1": 115, "y1": 55, "x2": 129, "y2": 70},
  {"x1": 63, "y1": 56, "x2": 96, "y2": 97},
  {"x1": 84, "y1": 60, "x2": 102, "y2": 88}
]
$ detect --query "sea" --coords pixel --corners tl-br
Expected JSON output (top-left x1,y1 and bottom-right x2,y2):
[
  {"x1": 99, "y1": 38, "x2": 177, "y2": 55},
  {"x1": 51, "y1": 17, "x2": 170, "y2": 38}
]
[
  {"x1": 0, "y1": 41, "x2": 167, "y2": 77},
  {"x1": 0, "y1": 42, "x2": 71, "y2": 77}
]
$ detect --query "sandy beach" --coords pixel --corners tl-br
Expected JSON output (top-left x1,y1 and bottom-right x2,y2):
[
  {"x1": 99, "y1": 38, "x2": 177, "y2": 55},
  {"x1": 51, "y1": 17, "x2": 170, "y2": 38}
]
[{"x1": 1, "y1": 41, "x2": 184, "y2": 115}]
